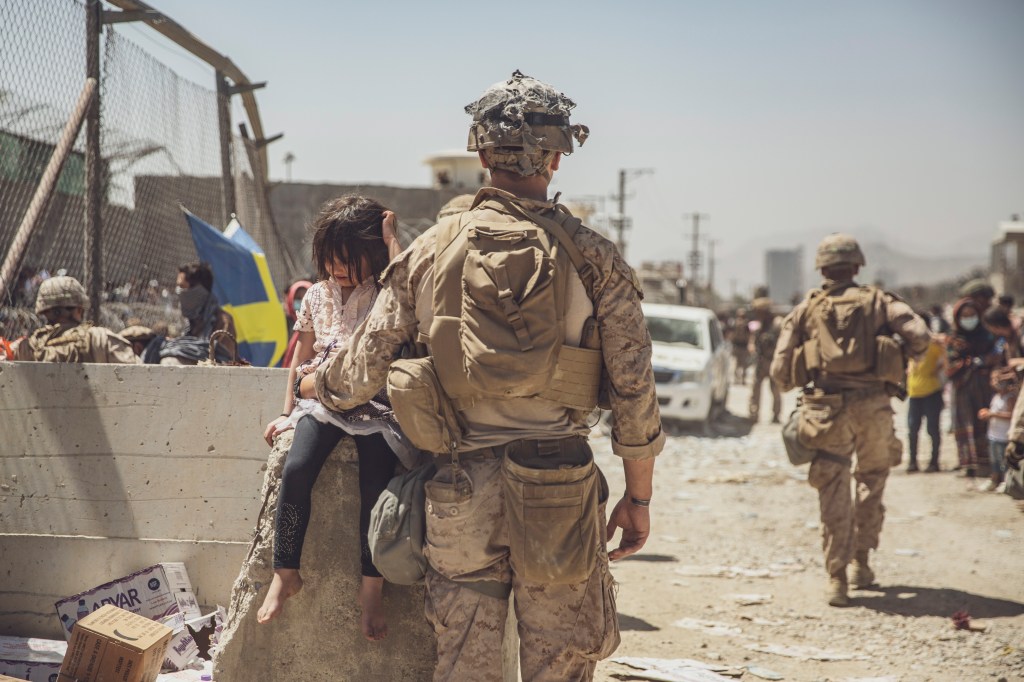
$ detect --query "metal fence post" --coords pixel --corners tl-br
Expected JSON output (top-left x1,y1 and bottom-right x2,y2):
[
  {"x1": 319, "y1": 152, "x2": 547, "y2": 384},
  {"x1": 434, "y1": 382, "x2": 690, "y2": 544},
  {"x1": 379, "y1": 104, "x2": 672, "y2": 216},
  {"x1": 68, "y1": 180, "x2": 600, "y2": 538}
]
[
  {"x1": 216, "y1": 70, "x2": 235, "y2": 227},
  {"x1": 84, "y1": 0, "x2": 103, "y2": 321}
]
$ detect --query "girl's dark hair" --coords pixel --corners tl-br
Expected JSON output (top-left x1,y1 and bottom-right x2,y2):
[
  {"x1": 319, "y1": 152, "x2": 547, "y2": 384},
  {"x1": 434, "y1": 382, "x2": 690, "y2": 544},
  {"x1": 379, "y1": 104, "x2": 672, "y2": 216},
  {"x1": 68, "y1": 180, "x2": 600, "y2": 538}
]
[
  {"x1": 984, "y1": 307, "x2": 1012, "y2": 329},
  {"x1": 310, "y1": 196, "x2": 391, "y2": 287}
]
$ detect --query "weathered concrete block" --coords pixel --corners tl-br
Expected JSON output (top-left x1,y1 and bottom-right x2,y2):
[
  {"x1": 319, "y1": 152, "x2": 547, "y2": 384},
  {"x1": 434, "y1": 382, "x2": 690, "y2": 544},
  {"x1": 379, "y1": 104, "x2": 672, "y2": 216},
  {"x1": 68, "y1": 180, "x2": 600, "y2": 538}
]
[{"x1": 213, "y1": 430, "x2": 436, "y2": 682}]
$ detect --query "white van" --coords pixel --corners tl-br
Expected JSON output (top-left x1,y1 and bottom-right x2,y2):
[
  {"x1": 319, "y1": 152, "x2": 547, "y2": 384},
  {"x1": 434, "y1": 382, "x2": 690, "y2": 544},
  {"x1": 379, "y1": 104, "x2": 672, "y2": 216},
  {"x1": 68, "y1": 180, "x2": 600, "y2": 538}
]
[{"x1": 643, "y1": 303, "x2": 730, "y2": 424}]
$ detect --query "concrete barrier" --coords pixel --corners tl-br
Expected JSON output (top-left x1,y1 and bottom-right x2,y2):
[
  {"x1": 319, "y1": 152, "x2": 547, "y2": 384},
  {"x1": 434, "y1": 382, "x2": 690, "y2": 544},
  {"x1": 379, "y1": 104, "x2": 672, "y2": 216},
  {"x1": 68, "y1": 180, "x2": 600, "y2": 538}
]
[{"x1": 0, "y1": 361, "x2": 437, "y2": 680}]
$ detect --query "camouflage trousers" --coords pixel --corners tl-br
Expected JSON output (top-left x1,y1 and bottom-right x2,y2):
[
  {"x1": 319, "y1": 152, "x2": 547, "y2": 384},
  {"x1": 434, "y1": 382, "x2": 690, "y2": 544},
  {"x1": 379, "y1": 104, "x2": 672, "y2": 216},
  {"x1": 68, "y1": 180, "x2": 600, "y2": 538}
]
[
  {"x1": 749, "y1": 359, "x2": 781, "y2": 421},
  {"x1": 806, "y1": 390, "x2": 902, "y2": 577},
  {"x1": 423, "y1": 438, "x2": 618, "y2": 682}
]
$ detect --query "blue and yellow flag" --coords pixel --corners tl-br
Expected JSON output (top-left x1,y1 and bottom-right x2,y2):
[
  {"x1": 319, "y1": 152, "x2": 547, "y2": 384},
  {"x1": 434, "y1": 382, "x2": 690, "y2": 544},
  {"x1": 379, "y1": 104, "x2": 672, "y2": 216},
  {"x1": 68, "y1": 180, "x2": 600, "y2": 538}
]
[{"x1": 183, "y1": 209, "x2": 287, "y2": 367}]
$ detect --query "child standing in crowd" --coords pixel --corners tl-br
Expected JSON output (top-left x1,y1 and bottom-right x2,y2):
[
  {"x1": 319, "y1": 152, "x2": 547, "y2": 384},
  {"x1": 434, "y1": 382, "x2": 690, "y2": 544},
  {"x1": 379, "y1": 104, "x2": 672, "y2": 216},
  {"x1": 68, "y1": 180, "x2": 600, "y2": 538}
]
[
  {"x1": 907, "y1": 326, "x2": 946, "y2": 472},
  {"x1": 257, "y1": 197, "x2": 416, "y2": 641},
  {"x1": 978, "y1": 368, "x2": 1019, "y2": 492}
]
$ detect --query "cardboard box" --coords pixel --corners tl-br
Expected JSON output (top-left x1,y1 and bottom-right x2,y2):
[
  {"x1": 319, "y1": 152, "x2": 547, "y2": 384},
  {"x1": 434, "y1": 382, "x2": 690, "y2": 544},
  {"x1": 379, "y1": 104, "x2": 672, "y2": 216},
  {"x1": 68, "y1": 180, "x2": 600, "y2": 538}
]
[
  {"x1": 0, "y1": 635, "x2": 66, "y2": 681},
  {"x1": 58, "y1": 605, "x2": 172, "y2": 682},
  {"x1": 55, "y1": 563, "x2": 200, "y2": 640}
]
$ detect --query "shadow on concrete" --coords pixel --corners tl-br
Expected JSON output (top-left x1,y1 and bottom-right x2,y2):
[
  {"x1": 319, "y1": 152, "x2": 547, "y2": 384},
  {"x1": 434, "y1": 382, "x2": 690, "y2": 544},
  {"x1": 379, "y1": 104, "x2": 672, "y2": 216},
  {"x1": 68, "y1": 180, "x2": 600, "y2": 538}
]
[
  {"x1": 618, "y1": 613, "x2": 659, "y2": 631},
  {"x1": 621, "y1": 554, "x2": 678, "y2": 563},
  {"x1": 854, "y1": 585, "x2": 1024, "y2": 619}
]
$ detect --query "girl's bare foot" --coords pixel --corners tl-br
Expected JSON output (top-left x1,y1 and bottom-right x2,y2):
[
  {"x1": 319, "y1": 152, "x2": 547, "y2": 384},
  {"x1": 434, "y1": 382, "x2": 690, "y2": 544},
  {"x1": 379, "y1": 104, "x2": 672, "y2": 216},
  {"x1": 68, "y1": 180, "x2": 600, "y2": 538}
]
[
  {"x1": 257, "y1": 569, "x2": 303, "y2": 623},
  {"x1": 359, "y1": 576, "x2": 387, "y2": 641}
]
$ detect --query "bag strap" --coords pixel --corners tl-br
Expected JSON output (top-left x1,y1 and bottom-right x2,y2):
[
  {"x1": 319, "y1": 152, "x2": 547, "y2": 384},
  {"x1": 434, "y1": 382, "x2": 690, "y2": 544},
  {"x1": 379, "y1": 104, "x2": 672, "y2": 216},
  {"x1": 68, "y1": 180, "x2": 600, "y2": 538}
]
[{"x1": 476, "y1": 194, "x2": 598, "y2": 297}]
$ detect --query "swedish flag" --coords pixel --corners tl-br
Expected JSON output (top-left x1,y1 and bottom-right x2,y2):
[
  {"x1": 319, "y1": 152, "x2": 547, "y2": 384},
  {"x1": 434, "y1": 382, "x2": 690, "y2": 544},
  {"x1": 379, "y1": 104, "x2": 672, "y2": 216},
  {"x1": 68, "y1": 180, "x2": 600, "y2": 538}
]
[{"x1": 182, "y1": 209, "x2": 288, "y2": 367}]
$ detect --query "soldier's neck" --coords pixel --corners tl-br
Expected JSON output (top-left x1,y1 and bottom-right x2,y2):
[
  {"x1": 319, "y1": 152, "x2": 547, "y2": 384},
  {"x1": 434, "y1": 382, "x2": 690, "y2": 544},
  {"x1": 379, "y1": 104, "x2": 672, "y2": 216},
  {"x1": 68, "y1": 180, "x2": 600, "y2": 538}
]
[
  {"x1": 822, "y1": 278, "x2": 858, "y2": 289},
  {"x1": 489, "y1": 173, "x2": 551, "y2": 202}
]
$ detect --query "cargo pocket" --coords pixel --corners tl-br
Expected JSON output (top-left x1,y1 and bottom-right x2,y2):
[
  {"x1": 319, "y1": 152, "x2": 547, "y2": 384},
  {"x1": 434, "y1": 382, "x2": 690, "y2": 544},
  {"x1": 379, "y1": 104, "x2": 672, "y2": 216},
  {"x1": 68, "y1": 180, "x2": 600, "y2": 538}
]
[
  {"x1": 797, "y1": 393, "x2": 844, "y2": 451},
  {"x1": 423, "y1": 468, "x2": 475, "y2": 578},
  {"x1": 502, "y1": 456, "x2": 599, "y2": 585},
  {"x1": 572, "y1": 564, "x2": 621, "y2": 661}
]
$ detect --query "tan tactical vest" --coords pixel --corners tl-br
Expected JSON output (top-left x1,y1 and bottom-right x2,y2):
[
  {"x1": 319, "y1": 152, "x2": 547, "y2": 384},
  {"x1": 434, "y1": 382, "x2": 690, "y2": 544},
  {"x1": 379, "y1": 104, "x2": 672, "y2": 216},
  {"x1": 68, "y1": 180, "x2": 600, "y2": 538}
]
[
  {"x1": 426, "y1": 194, "x2": 603, "y2": 412},
  {"x1": 28, "y1": 323, "x2": 96, "y2": 363}
]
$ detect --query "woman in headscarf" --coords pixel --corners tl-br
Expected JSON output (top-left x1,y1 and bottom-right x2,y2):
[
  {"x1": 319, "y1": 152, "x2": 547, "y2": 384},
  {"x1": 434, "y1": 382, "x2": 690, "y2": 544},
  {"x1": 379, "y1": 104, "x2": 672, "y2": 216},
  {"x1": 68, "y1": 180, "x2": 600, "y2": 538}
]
[{"x1": 946, "y1": 298, "x2": 999, "y2": 477}]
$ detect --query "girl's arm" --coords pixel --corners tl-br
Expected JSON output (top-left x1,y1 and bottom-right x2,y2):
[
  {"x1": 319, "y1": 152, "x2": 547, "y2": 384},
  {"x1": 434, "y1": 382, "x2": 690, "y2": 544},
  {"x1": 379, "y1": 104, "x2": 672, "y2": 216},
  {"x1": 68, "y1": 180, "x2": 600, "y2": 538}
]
[
  {"x1": 264, "y1": 330, "x2": 316, "y2": 445},
  {"x1": 382, "y1": 211, "x2": 402, "y2": 261}
]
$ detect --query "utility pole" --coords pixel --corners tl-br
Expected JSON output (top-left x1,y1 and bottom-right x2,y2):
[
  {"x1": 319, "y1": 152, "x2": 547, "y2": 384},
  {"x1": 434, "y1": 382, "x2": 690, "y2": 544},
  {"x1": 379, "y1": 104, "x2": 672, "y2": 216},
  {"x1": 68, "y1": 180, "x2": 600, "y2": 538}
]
[
  {"x1": 707, "y1": 238, "x2": 718, "y2": 300},
  {"x1": 611, "y1": 168, "x2": 653, "y2": 258},
  {"x1": 683, "y1": 212, "x2": 709, "y2": 305},
  {"x1": 284, "y1": 152, "x2": 295, "y2": 182},
  {"x1": 215, "y1": 70, "x2": 235, "y2": 227}
]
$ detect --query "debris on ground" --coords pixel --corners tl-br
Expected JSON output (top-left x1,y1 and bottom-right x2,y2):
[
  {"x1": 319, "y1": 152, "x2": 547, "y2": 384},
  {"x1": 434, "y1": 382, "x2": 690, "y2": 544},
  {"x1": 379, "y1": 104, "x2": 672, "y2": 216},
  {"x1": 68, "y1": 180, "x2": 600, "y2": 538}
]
[
  {"x1": 609, "y1": 657, "x2": 741, "y2": 682},
  {"x1": 671, "y1": 618, "x2": 744, "y2": 637},
  {"x1": 725, "y1": 593, "x2": 773, "y2": 605},
  {"x1": 745, "y1": 665, "x2": 785, "y2": 680},
  {"x1": 743, "y1": 642, "x2": 868, "y2": 661}
]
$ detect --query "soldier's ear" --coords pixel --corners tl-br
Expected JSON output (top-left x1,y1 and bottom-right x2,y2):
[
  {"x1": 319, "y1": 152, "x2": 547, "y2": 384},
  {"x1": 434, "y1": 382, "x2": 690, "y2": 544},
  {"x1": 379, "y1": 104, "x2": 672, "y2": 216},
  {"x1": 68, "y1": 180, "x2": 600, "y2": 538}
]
[
  {"x1": 549, "y1": 152, "x2": 561, "y2": 172},
  {"x1": 477, "y1": 151, "x2": 490, "y2": 169}
]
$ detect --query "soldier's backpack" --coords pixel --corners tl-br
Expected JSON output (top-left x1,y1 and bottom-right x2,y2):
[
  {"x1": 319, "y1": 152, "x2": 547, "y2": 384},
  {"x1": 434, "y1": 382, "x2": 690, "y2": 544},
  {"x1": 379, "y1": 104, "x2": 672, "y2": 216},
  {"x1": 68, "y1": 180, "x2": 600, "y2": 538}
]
[
  {"x1": 29, "y1": 324, "x2": 92, "y2": 363},
  {"x1": 427, "y1": 193, "x2": 603, "y2": 412},
  {"x1": 796, "y1": 284, "x2": 904, "y2": 386}
]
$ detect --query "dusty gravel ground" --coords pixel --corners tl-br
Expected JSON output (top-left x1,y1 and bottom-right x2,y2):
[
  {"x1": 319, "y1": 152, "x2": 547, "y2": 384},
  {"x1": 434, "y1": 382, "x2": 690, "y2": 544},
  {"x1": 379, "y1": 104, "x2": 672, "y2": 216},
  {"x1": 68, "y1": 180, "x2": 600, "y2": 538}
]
[{"x1": 591, "y1": 383, "x2": 1024, "y2": 682}]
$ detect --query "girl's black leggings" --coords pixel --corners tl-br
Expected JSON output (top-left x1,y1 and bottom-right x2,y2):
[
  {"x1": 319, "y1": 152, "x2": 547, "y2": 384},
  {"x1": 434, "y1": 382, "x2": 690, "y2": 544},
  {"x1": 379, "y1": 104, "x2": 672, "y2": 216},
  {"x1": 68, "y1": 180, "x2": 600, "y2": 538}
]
[{"x1": 273, "y1": 415, "x2": 398, "y2": 577}]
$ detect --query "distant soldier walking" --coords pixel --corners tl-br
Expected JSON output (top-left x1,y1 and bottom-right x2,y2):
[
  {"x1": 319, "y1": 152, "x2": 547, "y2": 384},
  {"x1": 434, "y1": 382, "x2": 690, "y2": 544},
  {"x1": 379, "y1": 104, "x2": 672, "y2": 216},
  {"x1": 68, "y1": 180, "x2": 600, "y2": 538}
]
[
  {"x1": 749, "y1": 297, "x2": 782, "y2": 423},
  {"x1": 771, "y1": 235, "x2": 928, "y2": 606}
]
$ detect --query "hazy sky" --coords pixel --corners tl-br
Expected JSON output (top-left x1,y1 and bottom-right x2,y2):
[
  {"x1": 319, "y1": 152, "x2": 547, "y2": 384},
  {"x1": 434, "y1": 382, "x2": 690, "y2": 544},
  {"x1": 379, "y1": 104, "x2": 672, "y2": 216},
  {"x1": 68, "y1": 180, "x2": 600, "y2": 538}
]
[{"x1": 128, "y1": 0, "x2": 1023, "y2": 291}]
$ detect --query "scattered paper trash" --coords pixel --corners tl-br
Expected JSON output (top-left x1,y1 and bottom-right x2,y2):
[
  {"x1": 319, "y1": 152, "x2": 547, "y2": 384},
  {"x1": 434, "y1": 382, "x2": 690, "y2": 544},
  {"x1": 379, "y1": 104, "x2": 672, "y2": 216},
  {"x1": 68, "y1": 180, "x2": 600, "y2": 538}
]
[
  {"x1": 746, "y1": 665, "x2": 785, "y2": 680},
  {"x1": 675, "y1": 565, "x2": 773, "y2": 579},
  {"x1": 744, "y1": 642, "x2": 867, "y2": 661},
  {"x1": 893, "y1": 548, "x2": 921, "y2": 557},
  {"x1": 60, "y1": 605, "x2": 173, "y2": 682},
  {"x1": 994, "y1": 529, "x2": 1012, "y2": 539},
  {"x1": 726, "y1": 593, "x2": 773, "y2": 606},
  {"x1": 672, "y1": 618, "x2": 744, "y2": 637},
  {"x1": 611, "y1": 657, "x2": 739, "y2": 682}
]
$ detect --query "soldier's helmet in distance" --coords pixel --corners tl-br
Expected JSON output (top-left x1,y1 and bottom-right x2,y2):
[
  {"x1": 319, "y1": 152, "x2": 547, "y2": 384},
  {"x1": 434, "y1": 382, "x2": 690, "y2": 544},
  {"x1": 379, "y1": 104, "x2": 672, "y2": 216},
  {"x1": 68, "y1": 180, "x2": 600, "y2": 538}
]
[
  {"x1": 815, "y1": 233, "x2": 866, "y2": 269},
  {"x1": 34, "y1": 275, "x2": 89, "y2": 314},
  {"x1": 466, "y1": 70, "x2": 589, "y2": 157}
]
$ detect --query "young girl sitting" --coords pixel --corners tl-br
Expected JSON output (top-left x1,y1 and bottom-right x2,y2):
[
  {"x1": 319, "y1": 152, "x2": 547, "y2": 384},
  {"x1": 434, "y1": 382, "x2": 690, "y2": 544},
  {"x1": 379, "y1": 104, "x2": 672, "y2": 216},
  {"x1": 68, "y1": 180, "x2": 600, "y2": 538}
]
[{"x1": 257, "y1": 197, "x2": 417, "y2": 640}]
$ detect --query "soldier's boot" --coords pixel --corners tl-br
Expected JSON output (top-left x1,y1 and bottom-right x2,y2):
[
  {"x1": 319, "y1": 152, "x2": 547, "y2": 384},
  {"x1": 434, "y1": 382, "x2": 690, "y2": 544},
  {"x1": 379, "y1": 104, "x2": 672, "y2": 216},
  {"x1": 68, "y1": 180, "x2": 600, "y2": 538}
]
[
  {"x1": 827, "y1": 569, "x2": 849, "y2": 607},
  {"x1": 850, "y1": 550, "x2": 875, "y2": 588}
]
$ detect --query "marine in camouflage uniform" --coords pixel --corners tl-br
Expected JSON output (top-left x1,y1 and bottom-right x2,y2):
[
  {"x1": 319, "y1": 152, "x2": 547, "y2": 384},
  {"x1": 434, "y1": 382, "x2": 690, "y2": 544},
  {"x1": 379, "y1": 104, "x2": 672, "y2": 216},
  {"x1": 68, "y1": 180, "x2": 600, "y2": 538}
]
[
  {"x1": 302, "y1": 71, "x2": 663, "y2": 681},
  {"x1": 15, "y1": 276, "x2": 138, "y2": 364},
  {"x1": 748, "y1": 298, "x2": 782, "y2": 423},
  {"x1": 771, "y1": 235, "x2": 928, "y2": 606}
]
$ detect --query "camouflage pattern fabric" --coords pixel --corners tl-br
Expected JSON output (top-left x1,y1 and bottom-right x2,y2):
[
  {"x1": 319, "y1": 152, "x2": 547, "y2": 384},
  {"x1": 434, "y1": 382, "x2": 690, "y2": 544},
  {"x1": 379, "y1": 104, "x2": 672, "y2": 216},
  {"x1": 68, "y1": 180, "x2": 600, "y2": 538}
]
[
  {"x1": 806, "y1": 390, "x2": 901, "y2": 576},
  {"x1": 423, "y1": 452, "x2": 617, "y2": 682},
  {"x1": 26, "y1": 322, "x2": 139, "y2": 364},
  {"x1": 315, "y1": 187, "x2": 664, "y2": 460}
]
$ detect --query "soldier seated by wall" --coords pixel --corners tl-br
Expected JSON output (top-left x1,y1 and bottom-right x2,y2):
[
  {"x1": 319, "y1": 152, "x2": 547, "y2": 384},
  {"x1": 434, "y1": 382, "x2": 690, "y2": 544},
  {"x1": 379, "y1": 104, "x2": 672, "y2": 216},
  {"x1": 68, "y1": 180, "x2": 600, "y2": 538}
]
[{"x1": 13, "y1": 276, "x2": 138, "y2": 364}]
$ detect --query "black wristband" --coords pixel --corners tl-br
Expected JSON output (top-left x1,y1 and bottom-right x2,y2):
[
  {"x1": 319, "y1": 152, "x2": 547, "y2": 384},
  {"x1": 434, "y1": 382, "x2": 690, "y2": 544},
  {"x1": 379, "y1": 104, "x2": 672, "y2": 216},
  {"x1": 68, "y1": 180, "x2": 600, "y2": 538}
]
[
  {"x1": 280, "y1": 412, "x2": 290, "y2": 418},
  {"x1": 629, "y1": 496, "x2": 651, "y2": 507}
]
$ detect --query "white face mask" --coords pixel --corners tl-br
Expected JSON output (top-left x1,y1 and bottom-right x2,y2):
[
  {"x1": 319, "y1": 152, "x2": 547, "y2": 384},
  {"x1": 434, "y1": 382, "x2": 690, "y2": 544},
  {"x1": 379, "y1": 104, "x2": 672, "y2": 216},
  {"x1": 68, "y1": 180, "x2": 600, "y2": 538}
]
[{"x1": 959, "y1": 316, "x2": 979, "y2": 331}]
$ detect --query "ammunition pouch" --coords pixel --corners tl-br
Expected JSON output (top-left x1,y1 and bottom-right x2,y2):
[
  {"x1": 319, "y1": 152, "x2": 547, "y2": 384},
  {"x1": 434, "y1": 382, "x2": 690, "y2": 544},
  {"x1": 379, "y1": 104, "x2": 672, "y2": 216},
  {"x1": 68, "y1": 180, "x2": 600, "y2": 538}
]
[
  {"x1": 501, "y1": 438, "x2": 606, "y2": 584},
  {"x1": 386, "y1": 356, "x2": 462, "y2": 454},
  {"x1": 797, "y1": 392, "x2": 845, "y2": 450}
]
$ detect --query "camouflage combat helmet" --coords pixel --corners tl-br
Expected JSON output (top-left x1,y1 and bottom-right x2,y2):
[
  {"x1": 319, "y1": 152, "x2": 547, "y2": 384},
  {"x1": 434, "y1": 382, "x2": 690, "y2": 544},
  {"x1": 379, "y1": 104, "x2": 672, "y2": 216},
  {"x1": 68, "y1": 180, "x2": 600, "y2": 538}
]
[
  {"x1": 34, "y1": 276, "x2": 88, "y2": 314},
  {"x1": 815, "y1": 233, "x2": 866, "y2": 269},
  {"x1": 466, "y1": 70, "x2": 589, "y2": 176}
]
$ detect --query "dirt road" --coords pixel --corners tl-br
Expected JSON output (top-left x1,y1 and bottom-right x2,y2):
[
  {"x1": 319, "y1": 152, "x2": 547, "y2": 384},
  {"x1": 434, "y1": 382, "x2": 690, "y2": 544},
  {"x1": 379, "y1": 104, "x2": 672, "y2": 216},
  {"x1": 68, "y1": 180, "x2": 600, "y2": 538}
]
[{"x1": 592, "y1": 383, "x2": 1024, "y2": 682}]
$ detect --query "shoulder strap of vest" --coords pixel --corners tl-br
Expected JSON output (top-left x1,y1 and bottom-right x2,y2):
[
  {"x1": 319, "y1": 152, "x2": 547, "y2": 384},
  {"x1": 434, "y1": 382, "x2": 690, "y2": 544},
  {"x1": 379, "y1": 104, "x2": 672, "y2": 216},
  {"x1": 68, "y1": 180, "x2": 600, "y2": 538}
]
[{"x1": 475, "y1": 194, "x2": 598, "y2": 297}]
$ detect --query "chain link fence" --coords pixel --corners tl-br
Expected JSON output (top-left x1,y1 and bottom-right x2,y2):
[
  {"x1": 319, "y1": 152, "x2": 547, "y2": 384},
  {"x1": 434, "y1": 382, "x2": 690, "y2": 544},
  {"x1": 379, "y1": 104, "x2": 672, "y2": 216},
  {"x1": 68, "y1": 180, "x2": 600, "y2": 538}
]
[{"x1": 1, "y1": 0, "x2": 299, "y2": 338}]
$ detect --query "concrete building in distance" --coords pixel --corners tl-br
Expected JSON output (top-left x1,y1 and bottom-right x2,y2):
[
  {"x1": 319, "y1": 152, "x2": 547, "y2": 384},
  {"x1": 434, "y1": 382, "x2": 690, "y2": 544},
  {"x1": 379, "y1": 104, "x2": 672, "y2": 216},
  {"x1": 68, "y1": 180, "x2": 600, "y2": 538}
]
[
  {"x1": 991, "y1": 214, "x2": 1024, "y2": 300},
  {"x1": 423, "y1": 150, "x2": 488, "y2": 191},
  {"x1": 765, "y1": 247, "x2": 803, "y2": 305}
]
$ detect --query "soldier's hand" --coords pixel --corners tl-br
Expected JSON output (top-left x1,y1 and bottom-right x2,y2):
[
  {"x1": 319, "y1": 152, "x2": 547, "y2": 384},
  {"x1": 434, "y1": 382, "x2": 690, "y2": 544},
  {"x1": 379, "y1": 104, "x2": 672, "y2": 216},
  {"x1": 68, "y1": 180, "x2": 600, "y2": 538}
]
[
  {"x1": 1007, "y1": 442, "x2": 1024, "y2": 471},
  {"x1": 381, "y1": 211, "x2": 401, "y2": 255},
  {"x1": 606, "y1": 496, "x2": 650, "y2": 561}
]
